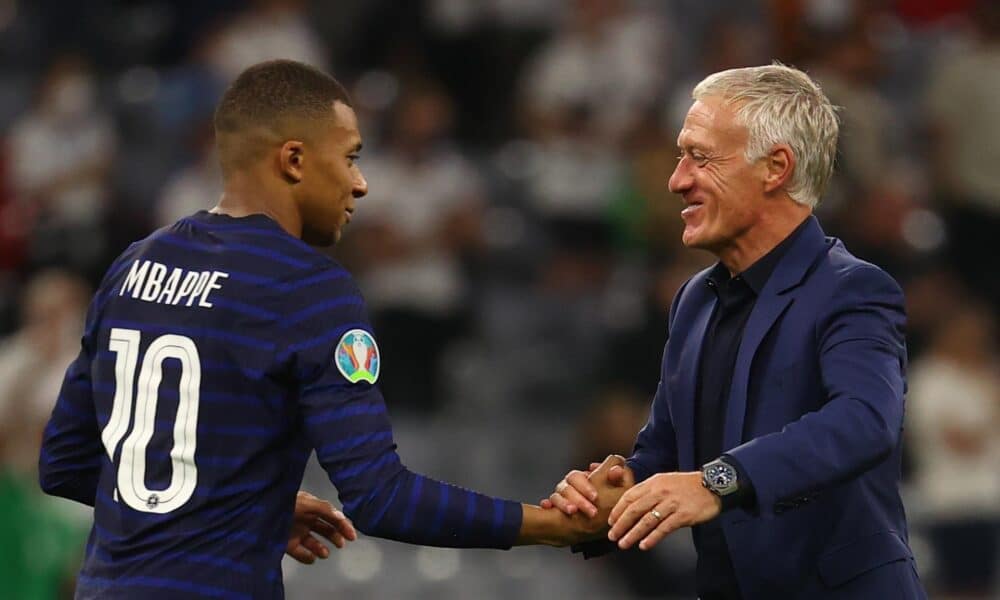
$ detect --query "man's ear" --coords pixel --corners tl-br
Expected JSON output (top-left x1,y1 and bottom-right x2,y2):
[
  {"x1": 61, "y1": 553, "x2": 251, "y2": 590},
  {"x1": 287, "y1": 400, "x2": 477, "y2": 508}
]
[
  {"x1": 279, "y1": 140, "x2": 305, "y2": 183},
  {"x1": 763, "y1": 144, "x2": 795, "y2": 194}
]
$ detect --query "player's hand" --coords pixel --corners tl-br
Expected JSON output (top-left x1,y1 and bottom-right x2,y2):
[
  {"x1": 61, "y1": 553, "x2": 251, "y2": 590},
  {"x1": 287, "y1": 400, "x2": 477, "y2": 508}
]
[
  {"x1": 560, "y1": 455, "x2": 635, "y2": 544},
  {"x1": 607, "y1": 471, "x2": 720, "y2": 551},
  {"x1": 285, "y1": 491, "x2": 358, "y2": 564},
  {"x1": 541, "y1": 456, "x2": 633, "y2": 518},
  {"x1": 518, "y1": 457, "x2": 634, "y2": 547}
]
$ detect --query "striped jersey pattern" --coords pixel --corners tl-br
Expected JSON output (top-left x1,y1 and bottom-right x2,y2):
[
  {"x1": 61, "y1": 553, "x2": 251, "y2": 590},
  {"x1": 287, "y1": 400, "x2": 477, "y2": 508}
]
[{"x1": 39, "y1": 211, "x2": 522, "y2": 599}]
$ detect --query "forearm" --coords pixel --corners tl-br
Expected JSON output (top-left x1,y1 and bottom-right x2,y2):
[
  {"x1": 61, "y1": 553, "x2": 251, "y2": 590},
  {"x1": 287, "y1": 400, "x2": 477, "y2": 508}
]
[
  {"x1": 516, "y1": 504, "x2": 564, "y2": 546},
  {"x1": 627, "y1": 382, "x2": 679, "y2": 484},
  {"x1": 516, "y1": 504, "x2": 602, "y2": 547},
  {"x1": 337, "y1": 462, "x2": 522, "y2": 549},
  {"x1": 727, "y1": 392, "x2": 900, "y2": 515}
]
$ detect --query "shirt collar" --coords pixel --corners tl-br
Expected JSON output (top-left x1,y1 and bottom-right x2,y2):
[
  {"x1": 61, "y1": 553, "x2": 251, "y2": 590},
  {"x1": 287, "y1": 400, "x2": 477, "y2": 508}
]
[{"x1": 706, "y1": 217, "x2": 812, "y2": 295}]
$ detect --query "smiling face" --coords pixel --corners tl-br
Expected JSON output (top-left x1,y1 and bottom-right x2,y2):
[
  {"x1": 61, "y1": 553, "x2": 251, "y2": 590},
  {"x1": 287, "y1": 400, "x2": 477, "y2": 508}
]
[
  {"x1": 668, "y1": 97, "x2": 768, "y2": 256},
  {"x1": 293, "y1": 101, "x2": 368, "y2": 246}
]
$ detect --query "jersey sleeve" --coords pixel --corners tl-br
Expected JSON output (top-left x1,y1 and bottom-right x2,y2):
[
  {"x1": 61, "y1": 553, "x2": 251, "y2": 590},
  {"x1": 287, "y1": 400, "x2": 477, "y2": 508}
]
[
  {"x1": 278, "y1": 266, "x2": 522, "y2": 548},
  {"x1": 38, "y1": 288, "x2": 105, "y2": 506}
]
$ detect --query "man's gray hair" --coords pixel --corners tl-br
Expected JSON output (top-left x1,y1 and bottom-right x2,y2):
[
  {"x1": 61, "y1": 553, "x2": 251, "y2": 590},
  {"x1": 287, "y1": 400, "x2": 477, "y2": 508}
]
[{"x1": 692, "y1": 63, "x2": 839, "y2": 208}]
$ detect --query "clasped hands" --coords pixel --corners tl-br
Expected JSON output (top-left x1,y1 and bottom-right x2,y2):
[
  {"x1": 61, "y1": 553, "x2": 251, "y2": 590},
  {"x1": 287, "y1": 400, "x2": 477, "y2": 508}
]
[{"x1": 541, "y1": 457, "x2": 722, "y2": 551}]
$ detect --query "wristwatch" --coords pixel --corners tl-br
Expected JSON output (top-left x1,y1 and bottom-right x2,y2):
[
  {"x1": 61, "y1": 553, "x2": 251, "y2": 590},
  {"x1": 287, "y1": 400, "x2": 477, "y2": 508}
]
[{"x1": 701, "y1": 458, "x2": 739, "y2": 499}]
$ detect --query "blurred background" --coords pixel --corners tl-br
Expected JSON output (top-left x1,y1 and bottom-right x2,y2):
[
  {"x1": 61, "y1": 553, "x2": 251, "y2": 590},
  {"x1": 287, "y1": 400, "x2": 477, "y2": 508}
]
[{"x1": 0, "y1": 0, "x2": 997, "y2": 598}]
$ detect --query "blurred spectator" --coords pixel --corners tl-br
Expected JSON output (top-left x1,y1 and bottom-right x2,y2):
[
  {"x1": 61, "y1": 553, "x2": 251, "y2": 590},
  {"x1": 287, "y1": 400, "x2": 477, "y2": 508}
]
[
  {"x1": 520, "y1": 0, "x2": 669, "y2": 142},
  {"x1": 809, "y1": 22, "x2": 894, "y2": 202},
  {"x1": 665, "y1": 15, "x2": 771, "y2": 130},
  {"x1": 907, "y1": 301, "x2": 1000, "y2": 597},
  {"x1": 0, "y1": 269, "x2": 91, "y2": 600},
  {"x1": 0, "y1": 270, "x2": 90, "y2": 471},
  {"x1": 154, "y1": 124, "x2": 221, "y2": 227},
  {"x1": 924, "y1": 0, "x2": 1000, "y2": 308},
  {"x1": 835, "y1": 164, "x2": 937, "y2": 279},
  {"x1": 204, "y1": 0, "x2": 329, "y2": 83},
  {"x1": 605, "y1": 111, "x2": 684, "y2": 257},
  {"x1": 901, "y1": 265, "x2": 965, "y2": 361},
  {"x1": 6, "y1": 55, "x2": 116, "y2": 276},
  {"x1": 345, "y1": 83, "x2": 486, "y2": 412},
  {"x1": 603, "y1": 254, "x2": 713, "y2": 397},
  {"x1": 521, "y1": 106, "x2": 623, "y2": 223}
]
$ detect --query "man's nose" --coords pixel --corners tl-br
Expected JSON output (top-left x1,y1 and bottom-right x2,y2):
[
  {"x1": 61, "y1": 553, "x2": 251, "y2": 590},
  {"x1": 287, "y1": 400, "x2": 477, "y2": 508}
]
[
  {"x1": 668, "y1": 161, "x2": 692, "y2": 194},
  {"x1": 354, "y1": 172, "x2": 368, "y2": 197}
]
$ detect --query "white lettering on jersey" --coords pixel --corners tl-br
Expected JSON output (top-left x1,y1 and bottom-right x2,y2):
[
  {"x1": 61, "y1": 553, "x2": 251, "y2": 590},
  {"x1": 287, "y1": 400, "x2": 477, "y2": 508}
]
[{"x1": 117, "y1": 260, "x2": 229, "y2": 309}]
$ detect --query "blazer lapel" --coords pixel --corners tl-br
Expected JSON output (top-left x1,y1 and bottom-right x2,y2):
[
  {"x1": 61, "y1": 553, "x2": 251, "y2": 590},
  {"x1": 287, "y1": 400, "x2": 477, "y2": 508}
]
[{"x1": 722, "y1": 217, "x2": 831, "y2": 451}]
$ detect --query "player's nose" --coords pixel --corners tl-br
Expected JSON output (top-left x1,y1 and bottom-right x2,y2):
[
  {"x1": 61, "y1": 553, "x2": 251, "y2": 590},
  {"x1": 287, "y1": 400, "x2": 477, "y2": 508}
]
[{"x1": 353, "y1": 171, "x2": 368, "y2": 197}]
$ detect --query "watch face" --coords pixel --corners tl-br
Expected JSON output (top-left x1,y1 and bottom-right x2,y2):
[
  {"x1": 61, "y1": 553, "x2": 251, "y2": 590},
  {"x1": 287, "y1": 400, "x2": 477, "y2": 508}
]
[{"x1": 706, "y1": 463, "x2": 736, "y2": 490}]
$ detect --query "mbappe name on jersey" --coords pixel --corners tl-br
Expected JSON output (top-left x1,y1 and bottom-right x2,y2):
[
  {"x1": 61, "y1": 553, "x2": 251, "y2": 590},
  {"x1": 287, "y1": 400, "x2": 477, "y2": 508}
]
[{"x1": 119, "y1": 259, "x2": 229, "y2": 308}]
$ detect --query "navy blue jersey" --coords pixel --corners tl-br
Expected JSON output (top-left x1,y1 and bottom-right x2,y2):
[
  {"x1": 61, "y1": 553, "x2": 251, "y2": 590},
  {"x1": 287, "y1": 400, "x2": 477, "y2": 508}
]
[{"x1": 39, "y1": 211, "x2": 522, "y2": 599}]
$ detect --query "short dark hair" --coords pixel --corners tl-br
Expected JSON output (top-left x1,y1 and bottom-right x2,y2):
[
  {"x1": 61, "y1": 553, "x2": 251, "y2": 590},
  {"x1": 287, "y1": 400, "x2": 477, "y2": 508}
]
[
  {"x1": 214, "y1": 59, "x2": 351, "y2": 135},
  {"x1": 213, "y1": 60, "x2": 351, "y2": 176}
]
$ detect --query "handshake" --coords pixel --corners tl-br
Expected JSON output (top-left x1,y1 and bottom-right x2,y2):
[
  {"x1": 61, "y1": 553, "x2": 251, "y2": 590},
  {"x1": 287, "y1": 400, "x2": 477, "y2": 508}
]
[
  {"x1": 534, "y1": 454, "x2": 723, "y2": 551},
  {"x1": 517, "y1": 454, "x2": 636, "y2": 548},
  {"x1": 286, "y1": 455, "x2": 722, "y2": 562}
]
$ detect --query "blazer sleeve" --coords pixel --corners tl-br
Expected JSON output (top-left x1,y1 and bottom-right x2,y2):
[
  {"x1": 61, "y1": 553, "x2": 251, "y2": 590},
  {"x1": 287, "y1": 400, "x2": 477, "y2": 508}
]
[
  {"x1": 725, "y1": 264, "x2": 907, "y2": 518},
  {"x1": 627, "y1": 377, "x2": 679, "y2": 483}
]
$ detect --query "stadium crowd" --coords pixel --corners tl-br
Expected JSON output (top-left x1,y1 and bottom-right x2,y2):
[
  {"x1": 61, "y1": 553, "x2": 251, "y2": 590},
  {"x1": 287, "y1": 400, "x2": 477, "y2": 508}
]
[{"x1": 0, "y1": 0, "x2": 996, "y2": 598}]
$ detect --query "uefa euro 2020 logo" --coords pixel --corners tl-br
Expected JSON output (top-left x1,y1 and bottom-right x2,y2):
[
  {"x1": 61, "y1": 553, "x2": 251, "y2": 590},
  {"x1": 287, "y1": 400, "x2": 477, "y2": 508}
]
[{"x1": 335, "y1": 329, "x2": 380, "y2": 384}]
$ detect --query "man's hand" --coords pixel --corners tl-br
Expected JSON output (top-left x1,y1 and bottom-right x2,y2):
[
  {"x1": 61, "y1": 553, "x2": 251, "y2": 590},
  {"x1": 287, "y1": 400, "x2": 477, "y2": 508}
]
[
  {"x1": 607, "y1": 472, "x2": 720, "y2": 551},
  {"x1": 541, "y1": 456, "x2": 634, "y2": 518},
  {"x1": 285, "y1": 491, "x2": 358, "y2": 564},
  {"x1": 518, "y1": 455, "x2": 634, "y2": 546}
]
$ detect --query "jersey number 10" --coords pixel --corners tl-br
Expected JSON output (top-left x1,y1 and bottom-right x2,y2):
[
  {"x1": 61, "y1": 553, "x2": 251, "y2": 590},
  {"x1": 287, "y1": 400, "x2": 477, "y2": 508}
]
[{"x1": 100, "y1": 327, "x2": 201, "y2": 514}]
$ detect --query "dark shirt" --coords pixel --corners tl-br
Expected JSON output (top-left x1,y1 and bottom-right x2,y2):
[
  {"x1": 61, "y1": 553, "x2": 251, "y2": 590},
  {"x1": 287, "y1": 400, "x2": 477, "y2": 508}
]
[{"x1": 693, "y1": 219, "x2": 810, "y2": 600}]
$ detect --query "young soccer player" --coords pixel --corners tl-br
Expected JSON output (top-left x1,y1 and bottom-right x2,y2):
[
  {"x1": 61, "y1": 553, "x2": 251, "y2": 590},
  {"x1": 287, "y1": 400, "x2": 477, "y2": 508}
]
[{"x1": 39, "y1": 60, "x2": 620, "y2": 599}]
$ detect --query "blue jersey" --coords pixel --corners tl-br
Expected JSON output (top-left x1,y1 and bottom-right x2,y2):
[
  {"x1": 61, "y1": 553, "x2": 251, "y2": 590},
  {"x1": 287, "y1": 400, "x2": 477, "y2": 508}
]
[{"x1": 39, "y1": 211, "x2": 522, "y2": 599}]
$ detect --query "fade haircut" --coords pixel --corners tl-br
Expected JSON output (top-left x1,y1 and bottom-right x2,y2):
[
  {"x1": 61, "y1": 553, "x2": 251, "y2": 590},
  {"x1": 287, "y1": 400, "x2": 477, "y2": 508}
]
[
  {"x1": 692, "y1": 62, "x2": 839, "y2": 208},
  {"x1": 213, "y1": 59, "x2": 352, "y2": 175}
]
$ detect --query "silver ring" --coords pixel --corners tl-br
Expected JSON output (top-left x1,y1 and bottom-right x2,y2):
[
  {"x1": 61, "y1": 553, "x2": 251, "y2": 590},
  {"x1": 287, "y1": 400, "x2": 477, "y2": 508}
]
[{"x1": 651, "y1": 510, "x2": 663, "y2": 521}]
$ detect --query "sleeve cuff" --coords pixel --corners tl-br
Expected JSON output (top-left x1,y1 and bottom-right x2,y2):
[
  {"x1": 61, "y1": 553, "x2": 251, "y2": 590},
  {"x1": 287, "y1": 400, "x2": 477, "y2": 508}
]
[
  {"x1": 720, "y1": 454, "x2": 757, "y2": 512},
  {"x1": 625, "y1": 457, "x2": 653, "y2": 483}
]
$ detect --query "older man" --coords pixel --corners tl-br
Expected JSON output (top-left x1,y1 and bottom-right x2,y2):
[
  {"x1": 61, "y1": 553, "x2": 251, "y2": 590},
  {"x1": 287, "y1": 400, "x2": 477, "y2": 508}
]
[{"x1": 545, "y1": 64, "x2": 926, "y2": 599}]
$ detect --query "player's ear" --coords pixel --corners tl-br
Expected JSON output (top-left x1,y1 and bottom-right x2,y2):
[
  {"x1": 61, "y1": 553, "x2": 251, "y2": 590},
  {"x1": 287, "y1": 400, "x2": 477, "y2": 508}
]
[{"x1": 279, "y1": 140, "x2": 305, "y2": 184}]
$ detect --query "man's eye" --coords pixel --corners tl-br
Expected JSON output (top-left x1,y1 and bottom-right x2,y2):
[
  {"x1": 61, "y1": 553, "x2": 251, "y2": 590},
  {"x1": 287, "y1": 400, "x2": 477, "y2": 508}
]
[
  {"x1": 348, "y1": 154, "x2": 361, "y2": 163},
  {"x1": 678, "y1": 151, "x2": 708, "y2": 164}
]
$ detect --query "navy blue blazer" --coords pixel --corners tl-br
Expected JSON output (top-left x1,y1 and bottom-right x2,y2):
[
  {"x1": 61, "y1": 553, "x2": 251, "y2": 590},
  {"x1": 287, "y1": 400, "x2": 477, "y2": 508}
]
[{"x1": 627, "y1": 217, "x2": 925, "y2": 598}]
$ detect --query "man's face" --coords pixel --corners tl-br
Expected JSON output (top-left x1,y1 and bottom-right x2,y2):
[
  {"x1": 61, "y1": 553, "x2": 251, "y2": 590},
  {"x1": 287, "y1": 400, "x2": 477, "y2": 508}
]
[
  {"x1": 296, "y1": 101, "x2": 368, "y2": 246},
  {"x1": 668, "y1": 97, "x2": 767, "y2": 254}
]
